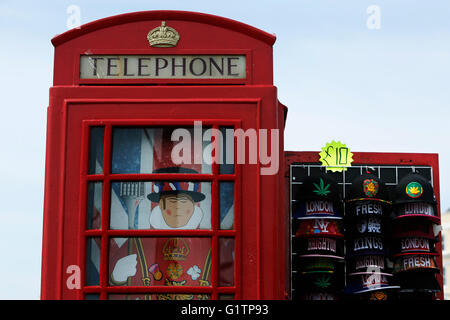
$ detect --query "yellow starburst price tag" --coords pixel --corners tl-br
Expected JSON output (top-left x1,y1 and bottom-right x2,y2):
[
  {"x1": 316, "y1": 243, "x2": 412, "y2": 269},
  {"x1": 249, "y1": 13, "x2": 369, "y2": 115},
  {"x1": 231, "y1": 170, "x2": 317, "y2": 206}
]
[{"x1": 319, "y1": 141, "x2": 354, "y2": 172}]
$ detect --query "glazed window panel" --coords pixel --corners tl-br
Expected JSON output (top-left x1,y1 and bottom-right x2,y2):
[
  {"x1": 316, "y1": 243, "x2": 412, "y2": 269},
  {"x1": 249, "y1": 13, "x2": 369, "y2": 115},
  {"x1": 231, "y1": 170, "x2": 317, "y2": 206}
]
[
  {"x1": 219, "y1": 237, "x2": 235, "y2": 287},
  {"x1": 85, "y1": 237, "x2": 101, "y2": 286},
  {"x1": 81, "y1": 122, "x2": 239, "y2": 299},
  {"x1": 108, "y1": 293, "x2": 211, "y2": 300},
  {"x1": 111, "y1": 127, "x2": 213, "y2": 174},
  {"x1": 219, "y1": 182, "x2": 234, "y2": 230},
  {"x1": 109, "y1": 181, "x2": 212, "y2": 230},
  {"x1": 88, "y1": 127, "x2": 104, "y2": 174},
  {"x1": 109, "y1": 237, "x2": 212, "y2": 287},
  {"x1": 219, "y1": 127, "x2": 235, "y2": 174},
  {"x1": 86, "y1": 182, "x2": 102, "y2": 230}
]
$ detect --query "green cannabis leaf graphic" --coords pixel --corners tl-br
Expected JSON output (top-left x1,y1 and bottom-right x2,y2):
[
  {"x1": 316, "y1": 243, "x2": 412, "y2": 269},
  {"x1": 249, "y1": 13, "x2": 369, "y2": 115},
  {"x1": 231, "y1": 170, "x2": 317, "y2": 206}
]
[
  {"x1": 314, "y1": 275, "x2": 331, "y2": 288},
  {"x1": 313, "y1": 178, "x2": 331, "y2": 196}
]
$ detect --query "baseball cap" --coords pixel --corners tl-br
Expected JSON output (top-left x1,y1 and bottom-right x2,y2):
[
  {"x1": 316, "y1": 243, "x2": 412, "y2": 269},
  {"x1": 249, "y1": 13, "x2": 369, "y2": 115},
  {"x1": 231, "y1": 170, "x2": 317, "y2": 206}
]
[
  {"x1": 295, "y1": 171, "x2": 341, "y2": 202},
  {"x1": 295, "y1": 219, "x2": 343, "y2": 238},
  {"x1": 346, "y1": 216, "x2": 385, "y2": 237},
  {"x1": 346, "y1": 173, "x2": 390, "y2": 204},
  {"x1": 293, "y1": 200, "x2": 344, "y2": 220},
  {"x1": 393, "y1": 172, "x2": 437, "y2": 205},
  {"x1": 392, "y1": 253, "x2": 439, "y2": 274},
  {"x1": 346, "y1": 255, "x2": 387, "y2": 274},
  {"x1": 345, "y1": 272, "x2": 399, "y2": 294},
  {"x1": 392, "y1": 237, "x2": 437, "y2": 256},
  {"x1": 295, "y1": 236, "x2": 344, "y2": 260},
  {"x1": 394, "y1": 269, "x2": 441, "y2": 293},
  {"x1": 392, "y1": 202, "x2": 439, "y2": 223},
  {"x1": 391, "y1": 218, "x2": 437, "y2": 239},
  {"x1": 347, "y1": 235, "x2": 386, "y2": 257}
]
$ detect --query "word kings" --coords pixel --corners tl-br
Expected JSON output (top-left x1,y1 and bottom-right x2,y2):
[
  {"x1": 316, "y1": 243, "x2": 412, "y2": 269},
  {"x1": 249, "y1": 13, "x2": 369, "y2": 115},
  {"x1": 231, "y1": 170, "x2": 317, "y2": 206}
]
[{"x1": 354, "y1": 237, "x2": 383, "y2": 251}]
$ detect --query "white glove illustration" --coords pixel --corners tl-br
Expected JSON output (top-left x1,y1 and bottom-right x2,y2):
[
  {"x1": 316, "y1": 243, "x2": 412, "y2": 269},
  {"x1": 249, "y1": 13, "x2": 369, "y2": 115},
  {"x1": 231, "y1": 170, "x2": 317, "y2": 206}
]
[
  {"x1": 112, "y1": 254, "x2": 138, "y2": 283},
  {"x1": 187, "y1": 265, "x2": 201, "y2": 280}
]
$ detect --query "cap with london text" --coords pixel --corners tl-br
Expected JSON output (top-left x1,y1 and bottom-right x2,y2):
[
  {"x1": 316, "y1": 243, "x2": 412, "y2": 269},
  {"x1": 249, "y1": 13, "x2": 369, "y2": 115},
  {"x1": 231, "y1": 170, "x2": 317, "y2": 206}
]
[
  {"x1": 293, "y1": 200, "x2": 344, "y2": 220},
  {"x1": 392, "y1": 202, "x2": 440, "y2": 223}
]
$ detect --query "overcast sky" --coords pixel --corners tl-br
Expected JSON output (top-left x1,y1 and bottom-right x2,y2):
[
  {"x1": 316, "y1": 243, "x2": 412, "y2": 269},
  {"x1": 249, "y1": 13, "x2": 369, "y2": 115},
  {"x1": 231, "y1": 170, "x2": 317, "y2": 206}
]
[{"x1": 0, "y1": 0, "x2": 449, "y2": 299}]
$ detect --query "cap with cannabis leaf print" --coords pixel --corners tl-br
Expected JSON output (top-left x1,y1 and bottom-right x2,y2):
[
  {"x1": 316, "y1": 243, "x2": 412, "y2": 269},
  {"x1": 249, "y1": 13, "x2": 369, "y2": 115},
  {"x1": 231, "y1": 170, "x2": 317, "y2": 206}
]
[
  {"x1": 296, "y1": 171, "x2": 342, "y2": 203},
  {"x1": 293, "y1": 172, "x2": 344, "y2": 220},
  {"x1": 393, "y1": 172, "x2": 437, "y2": 205}
]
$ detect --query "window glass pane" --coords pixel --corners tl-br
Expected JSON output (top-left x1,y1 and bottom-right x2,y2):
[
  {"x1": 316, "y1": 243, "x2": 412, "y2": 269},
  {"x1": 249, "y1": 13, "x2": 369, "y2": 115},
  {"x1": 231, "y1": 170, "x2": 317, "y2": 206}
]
[
  {"x1": 87, "y1": 182, "x2": 102, "y2": 230},
  {"x1": 219, "y1": 127, "x2": 234, "y2": 174},
  {"x1": 219, "y1": 294, "x2": 234, "y2": 300},
  {"x1": 108, "y1": 293, "x2": 211, "y2": 300},
  {"x1": 109, "y1": 237, "x2": 212, "y2": 287},
  {"x1": 219, "y1": 238, "x2": 235, "y2": 287},
  {"x1": 110, "y1": 181, "x2": 211, "y2": 230},
  {"x1": 88, "y1": 127, "x2": 104, "y2": 174},
  {"x1": 86, "y1": 237, "x2": 101, "y2": 286},
  {"x1": 111, "y1": 127, "x2": 212, "y2": 174},
  {"x1": 84, "y1": 294, "x2": 100, "y2": 300},
  {"x1": 220, "y1": 182, "x2": 234, "y2": 230}
]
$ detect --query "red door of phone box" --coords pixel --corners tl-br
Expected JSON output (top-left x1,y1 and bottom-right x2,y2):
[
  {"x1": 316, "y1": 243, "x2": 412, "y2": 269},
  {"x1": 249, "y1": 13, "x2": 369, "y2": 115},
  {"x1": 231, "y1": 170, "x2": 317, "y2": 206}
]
[{"x1": 41, "y1": 11, "x2": 287, "y2": 300}]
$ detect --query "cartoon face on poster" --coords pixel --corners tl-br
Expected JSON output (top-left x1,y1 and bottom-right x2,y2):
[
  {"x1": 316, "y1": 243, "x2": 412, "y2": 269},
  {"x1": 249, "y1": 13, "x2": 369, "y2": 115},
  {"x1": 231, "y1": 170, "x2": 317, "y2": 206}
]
[
  {"x1": 147, "y1": 167, "x2": 208, "y2": 230},
  {"x1": 92, "y1": 127, "x2": 235, "y2": 300}
]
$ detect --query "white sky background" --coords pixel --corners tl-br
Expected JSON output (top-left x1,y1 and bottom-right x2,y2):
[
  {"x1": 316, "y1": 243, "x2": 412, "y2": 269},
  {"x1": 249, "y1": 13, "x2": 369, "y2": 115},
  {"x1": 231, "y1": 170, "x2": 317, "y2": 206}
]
[{"x1": 0, "y1": 0, "x2": 449, "y2": 299}]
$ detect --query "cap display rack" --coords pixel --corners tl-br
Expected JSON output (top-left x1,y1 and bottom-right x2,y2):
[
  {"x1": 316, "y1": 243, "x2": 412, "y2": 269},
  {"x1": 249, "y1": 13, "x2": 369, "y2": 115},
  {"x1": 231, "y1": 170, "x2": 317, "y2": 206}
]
[{"x1": 289, "y1": 163, "x2": 434, "y2": 300}]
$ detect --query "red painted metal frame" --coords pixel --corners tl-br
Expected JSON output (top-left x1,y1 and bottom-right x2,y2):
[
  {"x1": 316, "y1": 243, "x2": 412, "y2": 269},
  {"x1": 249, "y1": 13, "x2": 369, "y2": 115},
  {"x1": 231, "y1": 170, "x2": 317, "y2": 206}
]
[
  {"x1": 41, "y1": 88, "x2": 286, "y2": 300},
  {"x1": 79, "y1": 119, "x2": 242, "y2": 300},
  {"x1": 284, "y1": 151, "x2": 443, "y2": 300}
]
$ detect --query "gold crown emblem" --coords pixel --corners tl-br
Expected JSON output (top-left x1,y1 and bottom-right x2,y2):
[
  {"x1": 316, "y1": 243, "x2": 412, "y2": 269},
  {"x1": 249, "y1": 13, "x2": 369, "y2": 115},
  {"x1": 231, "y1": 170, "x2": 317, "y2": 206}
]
[
  {"x1": 162, "y1": 238, "x2": 189, "y2": 261},
  {"x1": 147, "y1": 21, "x2": 180, "y2": 47}
]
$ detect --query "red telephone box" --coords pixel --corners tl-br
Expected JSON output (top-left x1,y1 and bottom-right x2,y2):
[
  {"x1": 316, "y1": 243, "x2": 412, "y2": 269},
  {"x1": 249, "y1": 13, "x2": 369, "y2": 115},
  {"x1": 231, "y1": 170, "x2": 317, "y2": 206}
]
[{"x1": 41, "y1": 11, "x2": 287, "y2": 300}]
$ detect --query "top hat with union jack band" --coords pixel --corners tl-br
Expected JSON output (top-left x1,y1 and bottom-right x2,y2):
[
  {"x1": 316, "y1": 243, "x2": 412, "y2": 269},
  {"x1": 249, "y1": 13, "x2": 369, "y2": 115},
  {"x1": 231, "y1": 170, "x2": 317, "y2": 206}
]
[{"x1": 147, "y1": 167, "x2": 206, "y2": 202}]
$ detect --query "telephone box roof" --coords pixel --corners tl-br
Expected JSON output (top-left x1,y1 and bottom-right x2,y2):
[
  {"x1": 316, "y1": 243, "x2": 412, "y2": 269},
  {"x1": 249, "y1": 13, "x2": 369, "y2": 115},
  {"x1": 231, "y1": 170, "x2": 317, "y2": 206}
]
[{"x1": 51, "y1": 10, "x2": 277, "y2": 47}]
